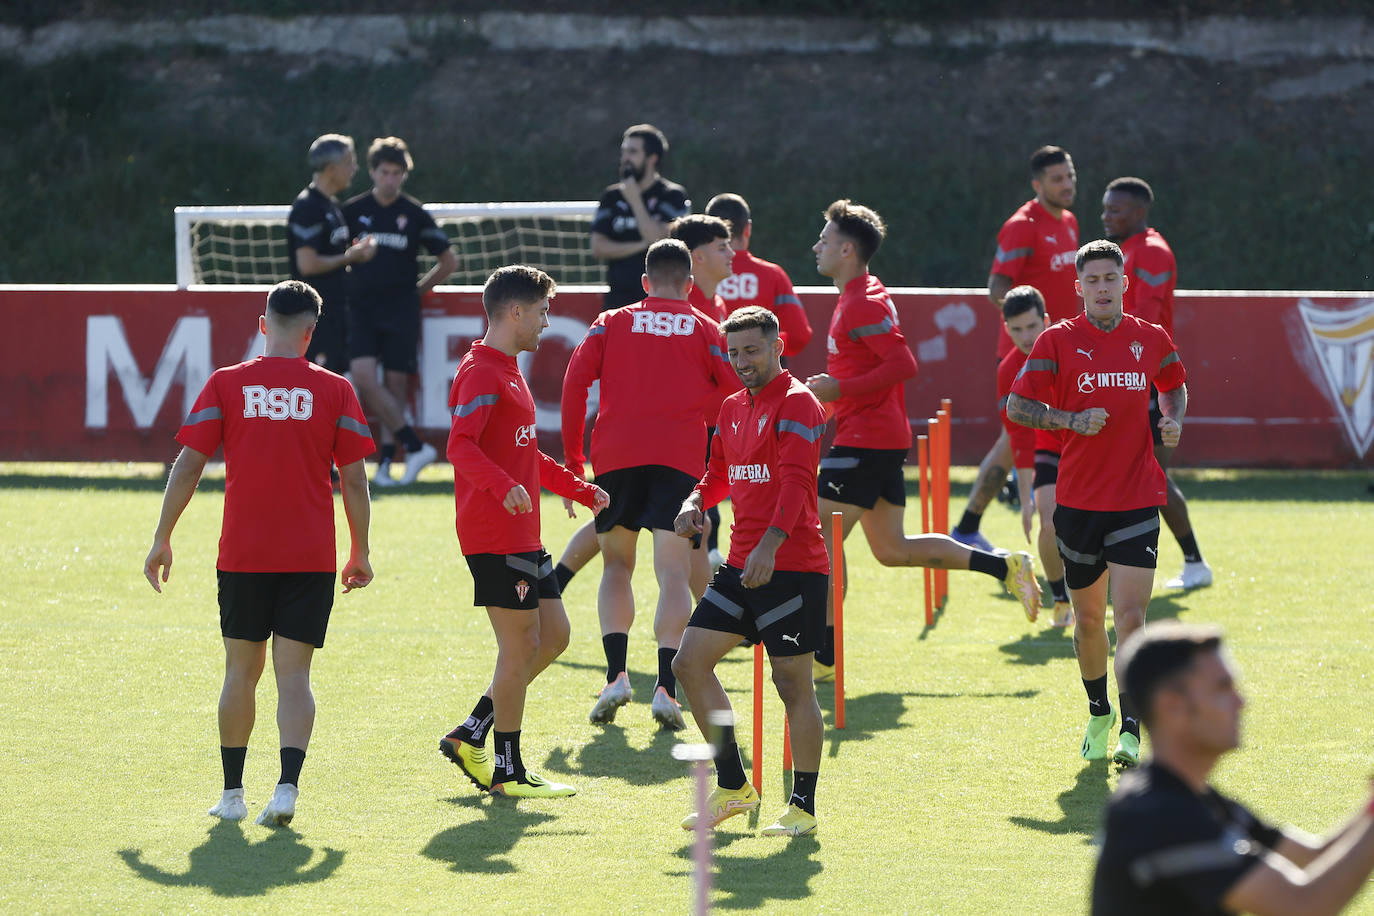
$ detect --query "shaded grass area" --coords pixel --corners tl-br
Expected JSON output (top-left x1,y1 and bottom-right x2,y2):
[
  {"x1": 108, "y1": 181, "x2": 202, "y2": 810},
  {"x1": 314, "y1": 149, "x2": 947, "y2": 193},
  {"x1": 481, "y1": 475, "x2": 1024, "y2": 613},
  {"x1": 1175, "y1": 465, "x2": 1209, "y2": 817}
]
[{"x1": 3, "y1": 463, "x2": 1374, "y2": 913}]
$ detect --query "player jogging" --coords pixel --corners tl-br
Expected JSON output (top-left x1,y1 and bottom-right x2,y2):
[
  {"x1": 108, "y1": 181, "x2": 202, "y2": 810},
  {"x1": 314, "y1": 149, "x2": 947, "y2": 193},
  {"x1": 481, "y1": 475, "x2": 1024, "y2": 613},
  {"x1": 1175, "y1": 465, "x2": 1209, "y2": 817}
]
[
  {"x1": 806, "y1": 199, "x2": 1040, "y2": 681},
  {"x1": 438, "y1": 266, "x2": 608, "y2": 798},
  {"x1": 673, "y1": 306, "x2": 828, "y2": 838},
  {"x1": 143, "y1": 280, "x2": 374, "y2": 827},
  {"x1": 562, "y1": 239, "x2": 738, "y2": 731},
  {"x1": 1008, "y1": 239, "x2": 1188, "y2": 768}
]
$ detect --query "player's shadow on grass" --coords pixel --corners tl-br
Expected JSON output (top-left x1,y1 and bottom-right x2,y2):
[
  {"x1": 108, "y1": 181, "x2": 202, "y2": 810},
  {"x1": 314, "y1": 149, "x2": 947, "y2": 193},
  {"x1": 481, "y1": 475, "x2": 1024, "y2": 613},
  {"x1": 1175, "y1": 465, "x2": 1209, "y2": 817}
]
[
  {"x1": 117, "y1": 819, "x2": 343, "y2": 896},
  {"x1": 544, "y1": 723, "x2": 681, "y2": 786},
  {"x1": 817, "y1": 688, "x2": 1035, "y2": 758},
  {"x1": 423, "y1": 794, "x2": 588, "y2": 874},
  {"x1": 1007, "y1": 759, "x2": 1112, "y2": 840},
  {"x1": 668, "y1": 832, "x2": 822, "y2": 909},
  {"x1": 999, "y1": 591, "x2": 1189, "y2": 666}
]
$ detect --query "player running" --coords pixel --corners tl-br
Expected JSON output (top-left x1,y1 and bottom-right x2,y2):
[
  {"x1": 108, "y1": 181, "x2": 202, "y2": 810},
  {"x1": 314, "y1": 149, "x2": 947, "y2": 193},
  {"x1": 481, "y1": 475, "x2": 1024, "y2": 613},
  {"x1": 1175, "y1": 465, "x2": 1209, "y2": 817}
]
[
  {"x1": 562, "y1": 239, "x2": 738, "y2": 730},
  {"x1": 143, "y1": 280, "x2": 374, "y2": 827},
  {"x1": 805, "y1": 199, "x2": 1040, "y2": 680},
  {"x1": 673, "y1": 306, "x2": 828, "y2": 838},
  {"x1": 438, "y1": 266, "x2": 608, "y2": 798},
  {"x1": 1008, "y1": 239, "x2": 1188, "y2": 768}
]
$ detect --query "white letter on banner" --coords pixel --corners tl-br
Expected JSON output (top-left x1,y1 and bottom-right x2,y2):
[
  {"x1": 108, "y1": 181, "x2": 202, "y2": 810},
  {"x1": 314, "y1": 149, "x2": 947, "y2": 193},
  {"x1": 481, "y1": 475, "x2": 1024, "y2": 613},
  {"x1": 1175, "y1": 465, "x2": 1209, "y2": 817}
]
[
  {"x1": 419, "y1": 315, "x2": 486, "y2": 429},
  {"x1": 85, "y1": 315, "x2": 212, "y2": 429},
  {"x1": 518, "y1": 314, "x2": 593, "y2": 435}
]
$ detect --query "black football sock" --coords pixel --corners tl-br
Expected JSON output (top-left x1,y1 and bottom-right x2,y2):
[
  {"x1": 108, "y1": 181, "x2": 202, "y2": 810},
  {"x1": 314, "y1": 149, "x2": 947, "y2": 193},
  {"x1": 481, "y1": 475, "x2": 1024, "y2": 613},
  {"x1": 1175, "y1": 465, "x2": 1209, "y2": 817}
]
[
  {"x1": 1049, "y1": 577, "x2": 1070, "y2": 603},
  {"x1": 221, "y1": 746, "x2": 247, "y2": 791},
  {"x1": 789, "y1": 771, "x2": 818, "y2": 815},
  {"x1": 814, "y1": 626, "x2": 835, "y2": 667},
  {"x1": 1119, "y1": 693, "x2": 1141, "y2": 739},
  {"x1": 603, "y1": 633, "x2": 629, "y2": 682},
  {"x1": 656, "y1": 647, "x2": 678, "y2": 697},
  {"x1": 1176, "y1": 532, "x2": 1203, "y2": 563},
  {"x1": 492, "y1": 730, "x2": 525, "y2": 784},
  {"x1": 955, "y1": 509, "x2": 983, "y2": 536},
  {"x1": 967, "y1": 550, "x2": 1009, "y2": 581},
  {"x1": 714, "y1": 726, "x2": 748, "y2": 792},
  {"x1": 379, "y1": 443, "x2": 396, "y2": 464},
  {"x1": 396, "y1": 425, "x2": 423, "y2": 453},
  {"x1": 554, "y1": 563, "x2": 576, "y2": 592},
  {"x1": 1083, "y1": 675, "x2": 1111, "y2": 718},
  {"x1": 448, "y1": 694, "x2": 494, "y2": 746},
  {"x1": 279, "y1": 746, "x2": 306, "y2": 787}
]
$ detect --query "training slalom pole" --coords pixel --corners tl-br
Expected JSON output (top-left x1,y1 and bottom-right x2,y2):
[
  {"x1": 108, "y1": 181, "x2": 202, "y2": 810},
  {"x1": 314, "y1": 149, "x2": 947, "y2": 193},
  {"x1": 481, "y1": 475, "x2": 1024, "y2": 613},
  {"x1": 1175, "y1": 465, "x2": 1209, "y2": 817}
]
[
  {"x1": 782, "y1": 714, "x2": 792, "y2": 772},
  {"x1": 918, "y1": 435, "x2": 934, "y2": 626},
  {"x1": 933, "y1": 410, "x2": 949, "y2": 606},
  {"x1": 831, "y1": 510, "x2": 846, "y2": 730},
  {"x1": 752, "y1": 642, "x2": 764, "y2": 795},
  {"x1": 674, "y1": 708, "x2": 730, "y2": 916},
  {"x1": 940, "y1": 399, "x2": 953, "y2": 605}
]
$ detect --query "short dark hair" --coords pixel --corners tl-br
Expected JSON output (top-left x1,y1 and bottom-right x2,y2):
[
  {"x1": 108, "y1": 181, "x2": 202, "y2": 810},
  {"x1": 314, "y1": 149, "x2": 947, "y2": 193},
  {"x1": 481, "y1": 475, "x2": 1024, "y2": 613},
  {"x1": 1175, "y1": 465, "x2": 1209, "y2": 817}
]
[
  {"x1": 720, "y1": 305, "x2": 779, "y2": 339},
  {"x1": 483, "y1": 265, "x2": 555, "y2": 318},
  {"x1": 1002, "y1": 285, "x2": 1046, "y2": 321},
  {"x1": 824, "y1": 199, "x2": 886, "y2": 264},
  {"x1": 367, "y1": 136, "x2": 414, "y2": 172},
  {"x1": 623, "y1": 123, "x2": 668, "y2": 163},
  {"x1": 670, "y1": 214, "x2": 731, "y2": 252},
  {"x1": 644, "y1": 238, "x2": 692, "y2": 290},
  {"x1": 1076, "y1": 239, "x2": 1124, "y2": 272},
  {"x1": 1105, "y1": 176, "x2": 1154, "y2": 206},
  {"x1": 266, "y1": 279, "x2": 322, "y2": 320},
  {"x1": 1030, "y1": 145, "x2": 1072, "y2": 179},
  {"x1": 1119, "y1": 622, "x2": 1225, "y2": 728},
  {"x1": 705, "y1": 193, "x2": 751, "y2": 241},
  {"x1": 308, "y1": 134, "x2": 354, "y2": 172}
]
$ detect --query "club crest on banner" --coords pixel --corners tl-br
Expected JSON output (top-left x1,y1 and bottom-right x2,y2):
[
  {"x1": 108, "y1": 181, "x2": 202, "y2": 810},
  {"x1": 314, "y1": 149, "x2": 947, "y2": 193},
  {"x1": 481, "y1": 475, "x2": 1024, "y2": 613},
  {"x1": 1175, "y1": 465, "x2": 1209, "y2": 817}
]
[{"x1": 1297, "y1": 299, "x2": 1374, "y2": 458}]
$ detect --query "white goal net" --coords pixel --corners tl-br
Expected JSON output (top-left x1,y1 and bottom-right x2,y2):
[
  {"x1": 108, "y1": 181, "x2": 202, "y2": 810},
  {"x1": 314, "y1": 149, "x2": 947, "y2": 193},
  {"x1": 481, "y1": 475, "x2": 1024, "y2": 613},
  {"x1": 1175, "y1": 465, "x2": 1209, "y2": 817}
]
[{"x1": 174, "y1": 202, "x2": 600, "y2": 288}]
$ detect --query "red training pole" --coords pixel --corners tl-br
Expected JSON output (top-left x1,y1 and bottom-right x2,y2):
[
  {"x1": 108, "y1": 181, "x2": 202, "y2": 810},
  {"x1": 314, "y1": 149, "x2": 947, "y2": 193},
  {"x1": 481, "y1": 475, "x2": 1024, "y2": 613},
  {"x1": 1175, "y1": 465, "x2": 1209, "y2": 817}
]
[
  {"x1": 782, "y1": 714, "x2": 793, "y2": 772},
  {"x1": 918, "y1": 435, "x2": 933, "y2": 626},
  {"x1": 831, "y1": 510, "x2": 846, "y2": 730},
  {"x1": 752, "y1": 642, "x2": 764, "y2": 795},
  {"x1": 933, "y1": 410, "x2": 949, "y2": 606}
]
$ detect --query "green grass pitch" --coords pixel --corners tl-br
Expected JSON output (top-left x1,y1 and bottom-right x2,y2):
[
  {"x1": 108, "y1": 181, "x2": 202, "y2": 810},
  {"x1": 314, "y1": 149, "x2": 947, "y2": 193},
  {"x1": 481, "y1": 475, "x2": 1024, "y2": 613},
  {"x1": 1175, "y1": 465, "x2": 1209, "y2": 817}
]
[{"x1": 2, "y1": 462, "x2": 1373, "y2": 914}]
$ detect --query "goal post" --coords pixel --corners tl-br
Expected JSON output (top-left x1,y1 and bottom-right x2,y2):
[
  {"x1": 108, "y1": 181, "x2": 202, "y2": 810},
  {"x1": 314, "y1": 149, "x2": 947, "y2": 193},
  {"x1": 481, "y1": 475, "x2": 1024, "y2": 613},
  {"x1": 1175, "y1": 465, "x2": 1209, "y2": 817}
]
[{"x1": 173, "y1": 201, "x2": 601, "y2": 288}]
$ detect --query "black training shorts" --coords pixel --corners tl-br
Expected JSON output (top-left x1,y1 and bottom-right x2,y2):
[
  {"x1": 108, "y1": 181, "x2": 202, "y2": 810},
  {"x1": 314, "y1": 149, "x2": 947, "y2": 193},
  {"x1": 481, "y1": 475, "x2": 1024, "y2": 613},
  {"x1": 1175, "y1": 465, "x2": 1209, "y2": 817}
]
[
  {"x1": 816, "y1": 446, "x2": 906, "y2": 510},
  {"x1": 347, "y1": 291, "x2": 421, "y2": 373},
  {"x1": 1053, "y1": 505, "x2": 1161, "y2": 591},
  {"x1": 217, "y1": 570, "x2": 336, "y2": 647},
  {"x1": 465, "y1": 550, "x2": 560, "y2": 610},
  {"x1": 688, "y1": 564, "x2": 828, "y2": 658},
  {"x1": 1032, "y1": 449, "x2": 1061, "y2": 490},
  {"x1": 593, "y1": 465, "x2": 698, "y2": 534}
]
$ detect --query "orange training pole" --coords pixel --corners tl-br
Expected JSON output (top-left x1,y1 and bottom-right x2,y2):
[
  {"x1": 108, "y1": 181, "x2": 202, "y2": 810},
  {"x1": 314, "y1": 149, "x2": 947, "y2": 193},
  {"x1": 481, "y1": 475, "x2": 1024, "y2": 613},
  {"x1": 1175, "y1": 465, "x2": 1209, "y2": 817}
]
[
  {"x1": 752, "y1": 642, "x2": 764, "y2": 795},
  {"x1": 918, "y1": 435, "x2": 934, "y2": 626},
  {"x1": 933, "y1": 410, "x2": 949, "y2": 606},
  {"x1": 782, "y1": 714, "x2": 793, "y2": 772},
  {"x1": 831, "y1": 510, "x2": 846, "y2": 730}
]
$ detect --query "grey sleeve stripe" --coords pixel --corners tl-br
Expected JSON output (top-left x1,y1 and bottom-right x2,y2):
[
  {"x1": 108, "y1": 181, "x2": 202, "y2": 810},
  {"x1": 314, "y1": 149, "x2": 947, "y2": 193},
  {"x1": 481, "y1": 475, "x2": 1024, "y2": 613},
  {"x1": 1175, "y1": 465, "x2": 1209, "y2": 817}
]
[
  {"x1": 995, "y1": 246, "x2": 1032, "y2": 263},
  {"x1": 774, "y1": 294, "x2": 803, "y2": 308},
  {"x1": 506, "y1": 555, "x2": 540, "y2": 577},
  {"x1": 1103, "y1": 514, "x2": 1160, "y2": 547},
  {"x1": 849, "y1": 317, "x2": 893, "y2": 340},
  {"x1": 1056, "y1": 536, "x2": 1102, "y2": 567},
  {"x1": 337, "y1": 415, "x2": 371, "y2": 436},
  {"x1": 452, "y1": 393, "x2": 499, "y2": 418},
  {"x1": 1135, "y1": 268, "x2": 1174, "y2": 287},
  {"x1": 1129, "y1": 839, "x2": 1251, "y2": 886},
  {"x1": 290, "y1": 222, "x2": 323, "y2": 241},
  {"x1": 710, "y1": 345, "x2": 729, "y2": 362},
  {"x1": 997, "y1": 395, "x2": 1009, "y2": 411},
  {"x1": 703, "y1": 587, "x2": 745, "y2": 620},
  {"x1": 755, "y1": 595, "x2": 804, "y2": 630},
  {"x1": 819, "y1": 456, "x2": 861, "y2": 470},
  {"x1": 778, "y1": 419, "x2": 825, "y2": 442},
  {"x1": 422, "y1": 227, "x2": 449, "y2": 242},
  {"x1": 1159, "y1": 352, "x2": 1180, "y2": 369},
  {"x1": 184, "y1": 406, "x2": 222, "y2": 425},
  {"x1": 1024, "y1": 359, "x2": 1058, "y2": 373},
  {"x1": 587, "y1": 325, "x2": 606, "y2": 337}
]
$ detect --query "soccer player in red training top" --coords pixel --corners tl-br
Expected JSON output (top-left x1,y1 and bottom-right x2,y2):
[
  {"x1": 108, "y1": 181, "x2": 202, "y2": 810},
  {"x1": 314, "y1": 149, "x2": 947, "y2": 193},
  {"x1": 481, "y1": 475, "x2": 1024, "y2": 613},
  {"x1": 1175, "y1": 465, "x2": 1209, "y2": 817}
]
[
  {"x1": 562, "y1": 239, "x2": 738, "y2": 732},
  {"x1": 1103, "y1": 176, "x2": 1211, "y2": 592},
  {"x1": 704, "y1": 192, "x2": 813, "y2": 357},
  {"x1": 806, "y1": 199, "x2": 1041, "y2": 680},
  {"x1": 673, "y1": 306, "x2": 828, "y2": 838},
  {"x1": 996, "y1": 286, "x2": 1074, "y2": 628},
  {"x1": 1008, "y1": 239, "x2": 1188, "y2": 769},
  {"x1": 143, "y1": 280, "x2": 374, "y2": 827},
  {"x1": 438, "y1": 266, "x2": 608, "y2": 799},
  {"x1": 954, "y1": 146, "x2": 1081, "y2": 551}
]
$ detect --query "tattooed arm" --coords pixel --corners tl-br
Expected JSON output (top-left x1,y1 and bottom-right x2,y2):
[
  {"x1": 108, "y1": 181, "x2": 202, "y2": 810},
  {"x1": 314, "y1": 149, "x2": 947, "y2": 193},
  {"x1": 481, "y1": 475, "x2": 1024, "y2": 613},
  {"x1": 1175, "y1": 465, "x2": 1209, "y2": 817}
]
[
  {"x1": 1156, "y1": 383, "x2": 1187, "y2": 448},
  {"x1": 1005, "y1": 393, "x2": 1109, "y2": 436}
]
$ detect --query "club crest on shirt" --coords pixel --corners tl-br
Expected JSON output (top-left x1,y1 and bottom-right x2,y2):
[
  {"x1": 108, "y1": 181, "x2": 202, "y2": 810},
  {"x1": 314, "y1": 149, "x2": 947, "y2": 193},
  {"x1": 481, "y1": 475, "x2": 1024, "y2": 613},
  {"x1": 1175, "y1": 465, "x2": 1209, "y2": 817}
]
[
  {"x1": 757, "y1": 414, "x2": 769, "y2": 435},
  {"x1": 396, "y1": 214, "x2": 408, "y2": 231},
  {"x1": 1297, "y1": 298, "x2": 1374, "y2": 457},
  {"x1": 1130, "y1": 340, "x2": 1144, "y2": 362},
  {"x1": 514, "y1": 579, "x2": 530, "y2": 602}
]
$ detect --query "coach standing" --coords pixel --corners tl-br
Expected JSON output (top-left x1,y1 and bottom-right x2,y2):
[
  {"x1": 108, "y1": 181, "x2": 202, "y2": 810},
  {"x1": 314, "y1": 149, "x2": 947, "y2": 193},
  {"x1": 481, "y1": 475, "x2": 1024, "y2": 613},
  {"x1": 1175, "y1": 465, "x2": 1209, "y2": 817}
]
[
  {"x1": 286, "y1": 134, "x2": 377, "y2": 374},
  {"x1": 144, "y1": 280, "x2": 375, "y2": 828},
  {"x1": 589, "y1": 124, "x2": 691, "y2": 311}
]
